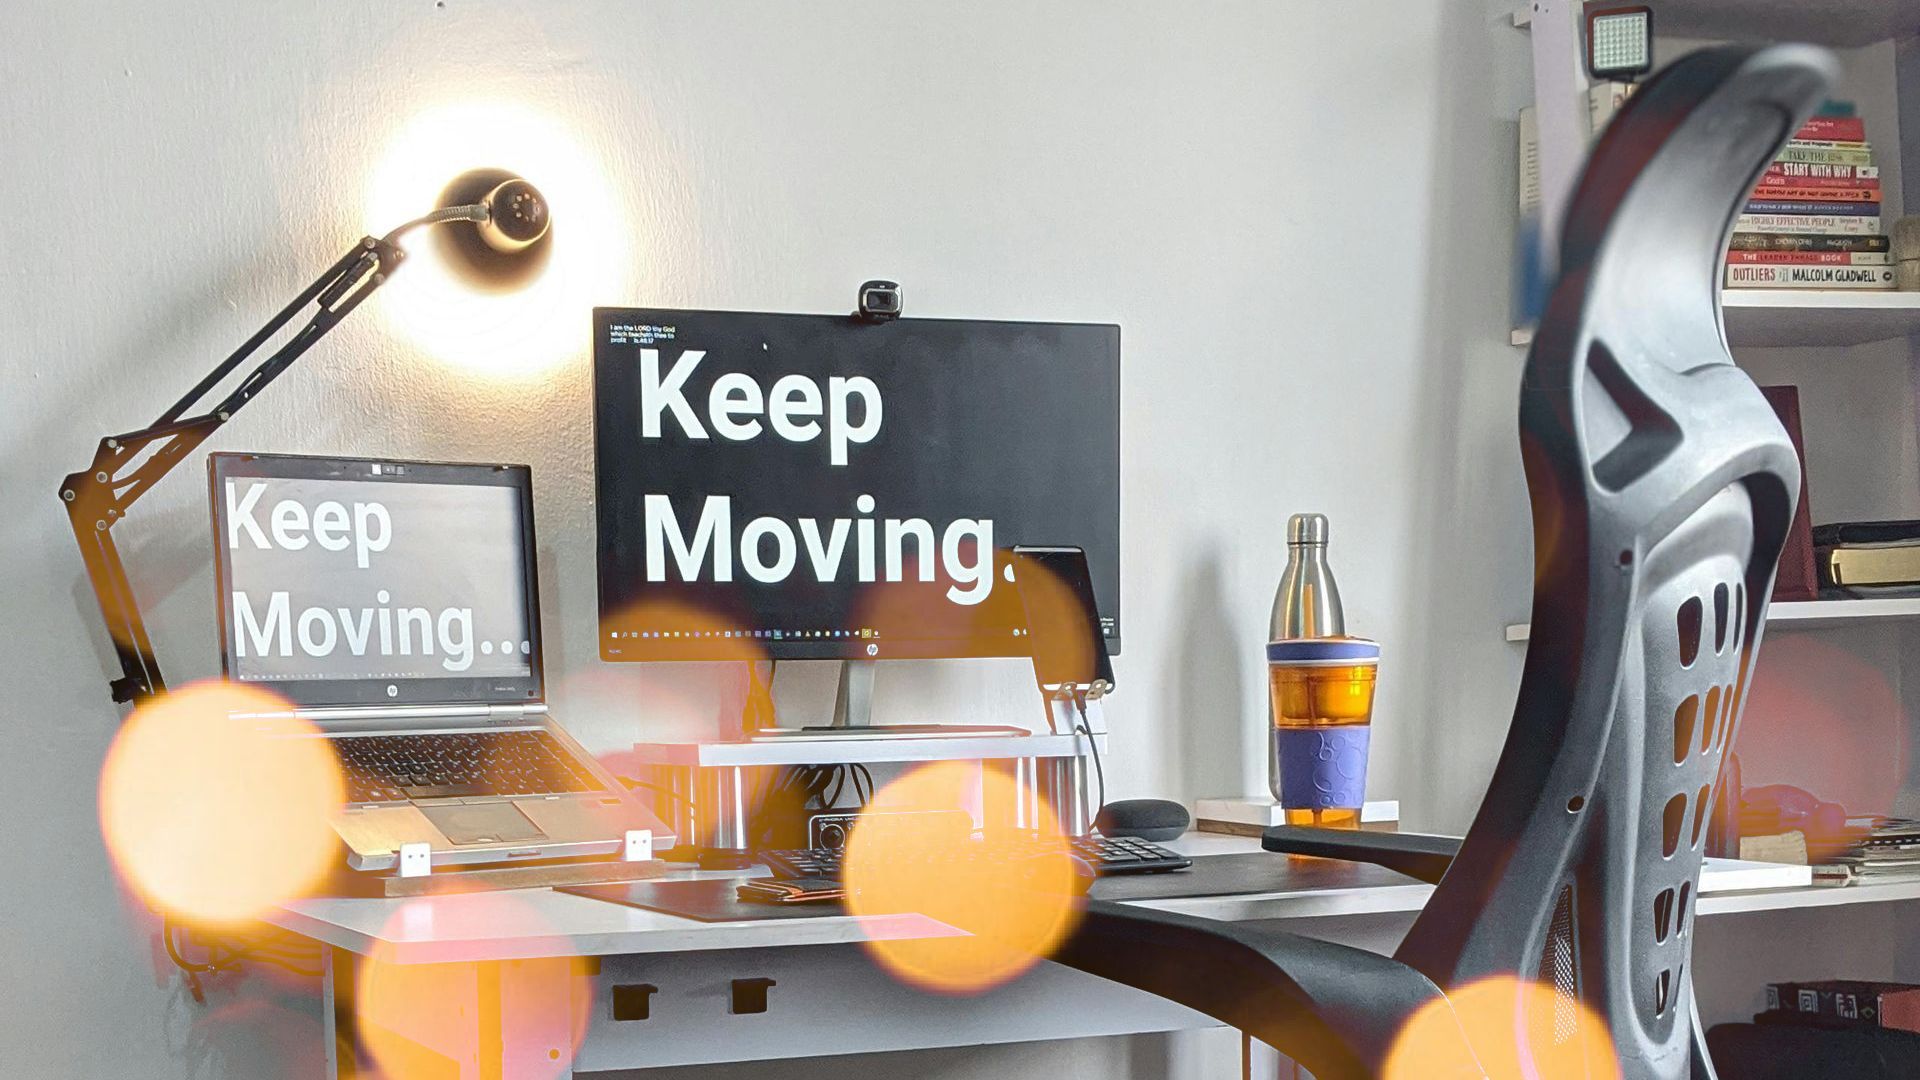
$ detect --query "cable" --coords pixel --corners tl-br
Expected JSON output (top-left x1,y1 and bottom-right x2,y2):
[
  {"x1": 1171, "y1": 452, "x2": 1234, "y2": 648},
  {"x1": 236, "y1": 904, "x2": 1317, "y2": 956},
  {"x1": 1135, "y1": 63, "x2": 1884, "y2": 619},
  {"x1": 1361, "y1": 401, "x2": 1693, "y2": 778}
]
[
  {"x1": 162, "y1": 917, "x2": 324, "y2": 1001},
  {"x1": 1073, "y1": 694, "x2": 1106, "y2": 827},
  {"x1": 619, "y1": 777, "x2": 694, "y2": 806}
]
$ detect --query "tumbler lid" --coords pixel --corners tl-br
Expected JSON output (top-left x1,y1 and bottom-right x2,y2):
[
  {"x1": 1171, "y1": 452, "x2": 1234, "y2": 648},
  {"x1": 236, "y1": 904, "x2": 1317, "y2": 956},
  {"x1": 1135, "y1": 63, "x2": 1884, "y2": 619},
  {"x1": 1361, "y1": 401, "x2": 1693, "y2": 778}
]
[{"x1": 1266, "y1": 637, "x2": 1379, "y2": 664}]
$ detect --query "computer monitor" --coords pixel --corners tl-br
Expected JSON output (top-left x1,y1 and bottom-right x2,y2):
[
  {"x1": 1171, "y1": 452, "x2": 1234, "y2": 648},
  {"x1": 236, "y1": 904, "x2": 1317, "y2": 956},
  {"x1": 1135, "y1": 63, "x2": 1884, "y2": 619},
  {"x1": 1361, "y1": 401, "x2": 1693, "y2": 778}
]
[
  {"x1": 593, "y1": 307, "x2": 1120, "y2": 661},
  {"x1": 208, "y1": 452, "x2": 544, "y2": 706}
]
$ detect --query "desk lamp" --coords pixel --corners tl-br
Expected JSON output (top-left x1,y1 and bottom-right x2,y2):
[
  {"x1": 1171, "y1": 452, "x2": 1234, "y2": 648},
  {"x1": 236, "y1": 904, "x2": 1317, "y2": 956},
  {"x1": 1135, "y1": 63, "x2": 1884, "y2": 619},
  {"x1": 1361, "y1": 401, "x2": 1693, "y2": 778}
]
[{"x1": 59, "y1": 172, "x2": 553, "y2": 708}]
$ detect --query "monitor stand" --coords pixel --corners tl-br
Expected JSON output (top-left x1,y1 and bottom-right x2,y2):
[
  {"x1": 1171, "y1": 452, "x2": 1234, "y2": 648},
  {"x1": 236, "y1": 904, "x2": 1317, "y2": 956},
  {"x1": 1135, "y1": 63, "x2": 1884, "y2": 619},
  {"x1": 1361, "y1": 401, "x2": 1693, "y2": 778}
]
[
  {"x1": 745, "y1": 659, "x2": 1029, "y2": 739},
  {"x1": 830, "y1": 658, "x2": 877, "y2": 729}
]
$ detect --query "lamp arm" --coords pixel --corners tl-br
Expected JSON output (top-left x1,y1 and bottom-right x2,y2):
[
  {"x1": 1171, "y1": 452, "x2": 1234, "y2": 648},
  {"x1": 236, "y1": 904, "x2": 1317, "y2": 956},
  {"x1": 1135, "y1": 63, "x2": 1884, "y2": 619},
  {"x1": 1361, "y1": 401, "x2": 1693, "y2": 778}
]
[{"x1": 59, "y1": 231, "x2": 413, "y2": 707}]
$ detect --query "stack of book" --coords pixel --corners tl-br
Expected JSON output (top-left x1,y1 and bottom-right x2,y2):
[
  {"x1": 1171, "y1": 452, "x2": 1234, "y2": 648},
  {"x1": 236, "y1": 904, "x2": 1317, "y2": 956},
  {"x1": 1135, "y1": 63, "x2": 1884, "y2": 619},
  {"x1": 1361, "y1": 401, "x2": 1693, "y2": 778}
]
[
  {"x1": 1815, "y1": 819, "x2": 1920, "y2": 886},
  {"x1": 1728, "y1": 106, "x2": 1894, "y2": 292},
  {"x1": 1813, "y1": 520, "x2": 1920, "y2": 595}
]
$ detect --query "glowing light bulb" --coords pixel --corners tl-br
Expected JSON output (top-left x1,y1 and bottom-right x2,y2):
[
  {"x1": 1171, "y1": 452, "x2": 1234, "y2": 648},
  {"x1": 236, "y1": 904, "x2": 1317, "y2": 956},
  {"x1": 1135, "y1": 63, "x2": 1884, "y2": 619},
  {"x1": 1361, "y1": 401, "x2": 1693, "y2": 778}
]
[{"x1": 365, "y1": 100, "x2": 631, "y2": 381}]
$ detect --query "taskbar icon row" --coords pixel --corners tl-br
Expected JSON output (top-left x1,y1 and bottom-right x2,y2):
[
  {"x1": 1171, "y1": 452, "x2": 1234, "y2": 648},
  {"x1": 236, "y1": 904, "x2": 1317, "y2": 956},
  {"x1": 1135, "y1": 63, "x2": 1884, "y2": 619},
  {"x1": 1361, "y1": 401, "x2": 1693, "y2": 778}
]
[{"x1": 608, "y1": 628, "x2": 879, "y2": 641}]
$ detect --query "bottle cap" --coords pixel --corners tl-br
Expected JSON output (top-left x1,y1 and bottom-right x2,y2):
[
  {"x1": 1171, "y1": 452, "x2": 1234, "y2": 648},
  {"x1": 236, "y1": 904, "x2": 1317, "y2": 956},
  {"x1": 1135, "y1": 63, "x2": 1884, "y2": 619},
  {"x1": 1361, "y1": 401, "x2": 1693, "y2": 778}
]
[{"x1": 1287, "y1": 513, "x2": 1329, "y2": 544}]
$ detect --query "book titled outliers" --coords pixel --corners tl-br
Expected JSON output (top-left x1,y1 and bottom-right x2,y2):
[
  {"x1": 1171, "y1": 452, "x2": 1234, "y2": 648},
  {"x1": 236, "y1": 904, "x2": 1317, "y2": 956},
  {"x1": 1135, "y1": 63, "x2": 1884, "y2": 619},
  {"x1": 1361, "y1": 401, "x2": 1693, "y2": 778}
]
[{"x1": 1729, "y1": 104, "x2": 1894, "y2": 290}]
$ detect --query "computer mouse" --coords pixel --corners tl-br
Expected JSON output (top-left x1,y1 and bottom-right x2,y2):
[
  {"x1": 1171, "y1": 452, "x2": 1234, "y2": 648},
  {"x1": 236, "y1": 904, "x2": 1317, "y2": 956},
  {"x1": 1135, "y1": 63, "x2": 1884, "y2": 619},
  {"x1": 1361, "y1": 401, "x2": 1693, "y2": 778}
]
[
  {"x1": 1064, "y1": 853, "x2": 1097, "y2": 893},
  {"x1": 1095, "y1": 798, "x2": 1191, "y2": 842}
]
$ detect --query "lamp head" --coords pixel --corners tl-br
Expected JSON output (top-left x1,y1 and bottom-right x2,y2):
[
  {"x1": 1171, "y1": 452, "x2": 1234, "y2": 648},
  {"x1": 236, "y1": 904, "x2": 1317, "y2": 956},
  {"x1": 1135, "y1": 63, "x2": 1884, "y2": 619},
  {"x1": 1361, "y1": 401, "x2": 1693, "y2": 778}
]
[
  {"x1": 433, "y1": 168, "x2": 554, "y2": 291},
  {"x1": 477, "y1": 177, "x2": 551, "y2": 253}
]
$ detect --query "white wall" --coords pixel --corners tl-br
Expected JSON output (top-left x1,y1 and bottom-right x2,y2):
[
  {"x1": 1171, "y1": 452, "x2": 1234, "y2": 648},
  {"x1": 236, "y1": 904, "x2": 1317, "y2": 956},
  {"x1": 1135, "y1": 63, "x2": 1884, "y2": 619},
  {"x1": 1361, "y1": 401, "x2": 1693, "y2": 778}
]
[{"x1": 0, "y1": 3, "x2": 1534, "y2": 1077}]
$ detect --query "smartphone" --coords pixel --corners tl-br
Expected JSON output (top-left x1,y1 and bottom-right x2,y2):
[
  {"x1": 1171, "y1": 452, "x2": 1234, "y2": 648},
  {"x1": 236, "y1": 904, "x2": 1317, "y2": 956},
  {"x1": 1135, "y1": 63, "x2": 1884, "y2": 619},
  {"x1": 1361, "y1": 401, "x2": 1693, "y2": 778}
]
[{"x1": 1011, "y1": 545, "x2": 1115, "y2": 698}]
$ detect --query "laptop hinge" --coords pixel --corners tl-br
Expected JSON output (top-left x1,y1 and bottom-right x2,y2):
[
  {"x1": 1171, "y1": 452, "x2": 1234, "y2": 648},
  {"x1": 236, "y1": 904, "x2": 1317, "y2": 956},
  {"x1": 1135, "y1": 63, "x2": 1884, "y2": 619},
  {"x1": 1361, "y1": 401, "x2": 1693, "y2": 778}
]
[{"x1": 487, "y1": 703, "x2": 547, "y2": 721}]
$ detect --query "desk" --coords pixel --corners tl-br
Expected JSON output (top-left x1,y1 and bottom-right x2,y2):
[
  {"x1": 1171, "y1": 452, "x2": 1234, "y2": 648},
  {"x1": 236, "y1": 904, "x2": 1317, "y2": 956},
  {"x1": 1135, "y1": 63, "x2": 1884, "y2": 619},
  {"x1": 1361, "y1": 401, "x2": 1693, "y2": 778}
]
[{"x1": 264, "y1": 832, "x2": 1893, "y2": 1077}]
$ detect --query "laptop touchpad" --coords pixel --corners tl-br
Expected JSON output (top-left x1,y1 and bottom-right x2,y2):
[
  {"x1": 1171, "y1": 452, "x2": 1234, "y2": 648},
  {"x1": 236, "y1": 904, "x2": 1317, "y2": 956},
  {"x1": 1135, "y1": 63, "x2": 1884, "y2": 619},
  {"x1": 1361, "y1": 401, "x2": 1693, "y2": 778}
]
[{"x1": 420, "y1": 803, "x2": 547, "y2": 846}]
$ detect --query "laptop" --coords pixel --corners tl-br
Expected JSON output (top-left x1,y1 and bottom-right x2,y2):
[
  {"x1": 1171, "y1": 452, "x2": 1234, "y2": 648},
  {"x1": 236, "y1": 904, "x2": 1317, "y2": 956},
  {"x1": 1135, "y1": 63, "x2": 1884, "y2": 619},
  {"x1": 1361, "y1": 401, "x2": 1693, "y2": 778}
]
[{"x1": 208, "y1": 452, "x2": 675, "y2": 872}]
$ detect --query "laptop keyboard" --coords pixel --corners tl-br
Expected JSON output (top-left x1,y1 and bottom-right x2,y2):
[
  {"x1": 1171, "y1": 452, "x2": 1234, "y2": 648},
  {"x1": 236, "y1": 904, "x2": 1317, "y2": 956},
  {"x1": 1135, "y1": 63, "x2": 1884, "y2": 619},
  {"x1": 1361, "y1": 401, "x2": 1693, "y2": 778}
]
[{"x1": 331, "y1": 729, "x2": 604, "y2": 803}]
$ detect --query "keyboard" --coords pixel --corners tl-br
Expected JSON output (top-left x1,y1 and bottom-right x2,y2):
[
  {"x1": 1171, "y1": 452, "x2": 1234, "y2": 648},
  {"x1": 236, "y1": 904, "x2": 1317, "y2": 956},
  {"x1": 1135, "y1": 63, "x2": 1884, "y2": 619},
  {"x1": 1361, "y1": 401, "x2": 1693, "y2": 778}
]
[
  {"x1": 330, "y1": 729, "x2": 604, "y2": 803},
  {"x1": 761, "y1": 833, "x2": 1191, "y2": 880}
]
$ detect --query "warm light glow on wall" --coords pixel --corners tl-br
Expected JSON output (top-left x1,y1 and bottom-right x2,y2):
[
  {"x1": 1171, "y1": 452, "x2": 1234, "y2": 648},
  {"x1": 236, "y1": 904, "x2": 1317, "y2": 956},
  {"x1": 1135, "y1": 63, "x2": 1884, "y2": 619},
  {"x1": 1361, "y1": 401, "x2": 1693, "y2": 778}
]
[{"x1": 366, "y1": 100, "x2": 630, "y2": 380}]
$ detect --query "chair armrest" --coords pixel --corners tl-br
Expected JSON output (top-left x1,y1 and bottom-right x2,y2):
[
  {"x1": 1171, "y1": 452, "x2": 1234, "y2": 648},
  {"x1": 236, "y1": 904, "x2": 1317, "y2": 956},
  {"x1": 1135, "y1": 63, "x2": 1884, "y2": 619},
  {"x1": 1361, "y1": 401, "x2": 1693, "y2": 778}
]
[
  {"x1": 1052, "y1": 900, "x2": 1471, "y2": 1080},
  {"x1": 1260, "y1": 827, "x2": 1461, "y2": 885}
]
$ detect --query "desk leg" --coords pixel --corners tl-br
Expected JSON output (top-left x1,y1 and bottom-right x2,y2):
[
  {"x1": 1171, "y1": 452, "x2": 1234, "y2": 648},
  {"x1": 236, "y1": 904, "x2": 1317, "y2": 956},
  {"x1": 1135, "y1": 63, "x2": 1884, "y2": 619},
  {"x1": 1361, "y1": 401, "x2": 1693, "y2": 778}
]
[
  {"x1": 322, "y1": 947, "x2": 362, "y2": 1080},
  {"x1": 325, "y1": 950, "x2": 580, "y2": 1080},
  {"x1": 496, "y1": 958, "x2": 581, "y2": 1079}
]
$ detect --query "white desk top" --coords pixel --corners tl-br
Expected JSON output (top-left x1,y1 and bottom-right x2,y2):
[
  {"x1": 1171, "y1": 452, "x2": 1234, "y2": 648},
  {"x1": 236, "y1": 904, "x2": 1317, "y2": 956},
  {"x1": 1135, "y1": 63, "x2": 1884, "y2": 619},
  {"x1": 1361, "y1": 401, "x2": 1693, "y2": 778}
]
[{"x1": 265, "y1": 832, "x2": 1837, "y2": 965}]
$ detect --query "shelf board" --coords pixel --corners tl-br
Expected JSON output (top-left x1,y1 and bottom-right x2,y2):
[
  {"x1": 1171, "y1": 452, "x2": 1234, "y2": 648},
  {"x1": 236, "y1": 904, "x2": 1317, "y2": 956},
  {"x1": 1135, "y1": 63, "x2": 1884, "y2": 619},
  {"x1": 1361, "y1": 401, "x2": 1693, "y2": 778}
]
[
  {"x1": 1506, "y1": 597, "x2": 1920, "y2": 642},
  {"x1": 1648, "y1": 0, "x2": 1919, "y2": 49},
  {"x1": 1514, "y1": 291, "x2": 1920, "y2": 350},
  {"x1": 1517, "y1": 1, "x2": 1920, "y2": 47},
  {"x1": 1723, "y1": 290, "x2": 1920, "y2": 348},
  {"x1": 1696, "y1": 876, "x2": 1920, "y2": 917}
]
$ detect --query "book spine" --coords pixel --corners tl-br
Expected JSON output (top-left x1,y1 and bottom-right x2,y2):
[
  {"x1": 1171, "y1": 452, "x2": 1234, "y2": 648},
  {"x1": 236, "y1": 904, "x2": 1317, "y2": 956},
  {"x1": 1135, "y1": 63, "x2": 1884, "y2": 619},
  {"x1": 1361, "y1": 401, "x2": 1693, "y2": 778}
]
[
  {"x1": 1727, "y1": 250, "x2": 1892, "y2": 265},
  {"x1": 1766, "y1": 983, "x2": 1920, "y2": 1032},
  {"x1": 1749, "y1": 185, "x2": 1880, "y2": 202},
  {"x1": 1795, "y1": 116, "x2": 1866, "y2": 141},
  {"x1": 1775, "y1": 146, "x2": 1877, "y2": 166},
  {"x1": 1746, "y1": 199, "x2": 1881, "y2": 216},
  {"x1": 1725, "y1": 264, "x2": 1896, "y2": 289},
  {"x1": 1756, "y1": 174, "x2": 1882, "y2": 193},
  {"x1": 1765, "y1": 162, "x2": 1879, "y2": 180},
  {"x1": 1728, "y1": 233, "x2": 1891, "y2": 253},
  {"x1": 1736, "y1": 214, "x2": 1882, "y2": 235}
]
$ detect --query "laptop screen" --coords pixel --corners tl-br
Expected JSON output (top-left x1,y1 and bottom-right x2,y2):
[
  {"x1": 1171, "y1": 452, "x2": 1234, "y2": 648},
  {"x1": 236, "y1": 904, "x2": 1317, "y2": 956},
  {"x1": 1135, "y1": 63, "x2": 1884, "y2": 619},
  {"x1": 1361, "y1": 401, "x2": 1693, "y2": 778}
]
[{"x1": 208, "y1": 454, "x2": 544, "y2": 707}]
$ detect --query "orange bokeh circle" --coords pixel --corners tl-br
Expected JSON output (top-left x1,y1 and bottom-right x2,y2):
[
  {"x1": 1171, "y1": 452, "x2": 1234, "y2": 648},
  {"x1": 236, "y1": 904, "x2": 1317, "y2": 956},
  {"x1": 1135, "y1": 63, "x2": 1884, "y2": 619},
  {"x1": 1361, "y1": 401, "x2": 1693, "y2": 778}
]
[
  {"x1": 99, "y1": 681, "x2": 344, "y2": 924},
  {"x1": 844, "y1": 761, "x2": 1083, "y2": 995}
]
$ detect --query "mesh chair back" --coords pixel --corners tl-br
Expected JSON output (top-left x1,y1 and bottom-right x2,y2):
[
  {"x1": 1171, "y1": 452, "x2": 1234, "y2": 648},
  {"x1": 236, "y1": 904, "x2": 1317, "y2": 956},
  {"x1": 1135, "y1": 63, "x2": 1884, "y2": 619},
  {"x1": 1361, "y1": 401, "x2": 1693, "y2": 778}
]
[{"x1": 1394, "y1": 45, "x2": 1835, "y2": 1077}]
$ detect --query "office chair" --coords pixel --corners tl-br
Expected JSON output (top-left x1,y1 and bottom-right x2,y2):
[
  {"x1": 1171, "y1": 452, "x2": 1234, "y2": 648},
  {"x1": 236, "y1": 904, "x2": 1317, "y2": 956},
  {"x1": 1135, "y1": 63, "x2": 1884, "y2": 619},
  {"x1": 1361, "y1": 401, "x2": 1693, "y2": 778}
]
[{"x1": 1050, "y1": 44, "x2": 1833, "y2": 1079}]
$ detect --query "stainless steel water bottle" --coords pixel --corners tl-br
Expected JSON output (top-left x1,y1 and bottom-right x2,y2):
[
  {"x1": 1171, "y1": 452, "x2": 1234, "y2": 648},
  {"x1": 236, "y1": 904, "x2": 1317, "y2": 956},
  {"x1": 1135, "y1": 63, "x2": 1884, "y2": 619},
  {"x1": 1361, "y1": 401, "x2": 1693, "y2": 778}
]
[
  {"x1": 1270, "y1": 513, "x2": 1345, "y2": 639},
  {"x1": 1268, "y1": 513, "x2": 1349, "y2": 806}
]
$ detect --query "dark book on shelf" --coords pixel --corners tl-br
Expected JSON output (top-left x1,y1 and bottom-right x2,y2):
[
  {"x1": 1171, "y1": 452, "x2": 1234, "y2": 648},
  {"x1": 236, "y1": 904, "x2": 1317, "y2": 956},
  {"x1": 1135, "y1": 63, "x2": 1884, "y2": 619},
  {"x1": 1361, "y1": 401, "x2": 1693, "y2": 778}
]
[
  {"x1": 1760, "y1": 386, "x2": 1819, "y2": 601},
  {"x1": 1708, "y1": 1020, "x2": 1920, "y2": 1079},
  {"x1": 1764, "y1": 980, "x2": 1920, "y2": 1033},
  {"x1": 1813, "y1": 520, "x2": 1920, "y2": 545}
]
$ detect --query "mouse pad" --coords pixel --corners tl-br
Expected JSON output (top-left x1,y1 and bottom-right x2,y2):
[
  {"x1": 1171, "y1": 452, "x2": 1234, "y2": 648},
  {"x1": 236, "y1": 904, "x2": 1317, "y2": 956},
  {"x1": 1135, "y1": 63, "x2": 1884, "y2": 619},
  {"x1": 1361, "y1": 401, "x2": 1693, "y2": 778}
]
[
  {"x1": 562, "y1": 878, "x2": 845, "y2": 922},
  {"x1": 1089, "y1": 853, "x2": 1421, "y2": 901}
]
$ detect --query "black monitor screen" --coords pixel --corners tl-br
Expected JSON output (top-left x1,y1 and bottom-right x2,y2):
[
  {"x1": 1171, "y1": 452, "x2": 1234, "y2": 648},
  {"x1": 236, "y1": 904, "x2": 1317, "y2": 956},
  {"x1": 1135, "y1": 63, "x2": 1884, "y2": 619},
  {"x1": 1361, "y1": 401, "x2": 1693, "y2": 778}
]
[
  {"x1": 208, "y1": 453, "x2": 544, "y2": 706},
  {"x1": 594, "y1": 308, "x2": 1120, "y2": 661}
]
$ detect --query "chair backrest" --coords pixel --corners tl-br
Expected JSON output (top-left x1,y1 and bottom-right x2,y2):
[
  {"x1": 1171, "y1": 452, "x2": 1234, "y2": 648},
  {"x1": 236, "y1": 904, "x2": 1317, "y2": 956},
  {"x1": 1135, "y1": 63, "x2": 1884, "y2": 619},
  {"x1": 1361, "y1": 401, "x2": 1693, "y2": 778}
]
[{"x1": 1393, "y1": 45, "x2": 1834, "y2": 1077}]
